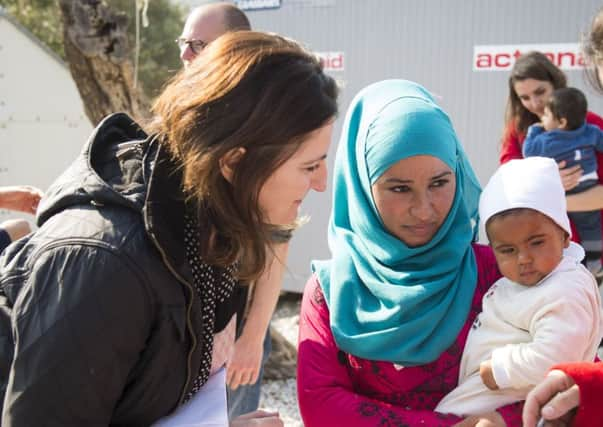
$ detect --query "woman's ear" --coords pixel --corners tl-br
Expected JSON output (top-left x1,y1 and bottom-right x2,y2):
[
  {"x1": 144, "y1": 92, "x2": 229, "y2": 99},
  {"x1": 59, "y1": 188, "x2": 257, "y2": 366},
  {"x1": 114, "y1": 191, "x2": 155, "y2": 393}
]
[{"x1": 219, "y1": 147, "x2": 246, "y2": 183}]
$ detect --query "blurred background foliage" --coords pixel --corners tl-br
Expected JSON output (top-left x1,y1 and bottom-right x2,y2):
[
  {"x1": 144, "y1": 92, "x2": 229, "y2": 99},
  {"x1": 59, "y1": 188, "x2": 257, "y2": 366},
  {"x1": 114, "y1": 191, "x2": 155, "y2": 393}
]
[{"x1": 0, "y1": 0, "x2": 185, "y2": 97}]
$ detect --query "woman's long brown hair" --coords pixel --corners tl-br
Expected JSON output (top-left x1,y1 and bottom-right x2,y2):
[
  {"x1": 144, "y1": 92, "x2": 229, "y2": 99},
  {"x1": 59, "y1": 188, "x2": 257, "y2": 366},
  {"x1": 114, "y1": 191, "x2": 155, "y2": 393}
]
[
  {"x1": 583, "y1": 7, "x2": 603, "y2": 93},
  {"x1": 149, "y1": 31, "x2": 338, "y2": 281}
]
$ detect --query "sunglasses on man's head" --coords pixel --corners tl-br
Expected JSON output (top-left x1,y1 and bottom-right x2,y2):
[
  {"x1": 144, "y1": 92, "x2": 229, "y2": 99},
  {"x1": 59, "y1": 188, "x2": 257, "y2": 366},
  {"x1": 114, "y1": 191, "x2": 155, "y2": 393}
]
[{"x1": 175, "y1": 38, "x2": 208, "y2": 54}]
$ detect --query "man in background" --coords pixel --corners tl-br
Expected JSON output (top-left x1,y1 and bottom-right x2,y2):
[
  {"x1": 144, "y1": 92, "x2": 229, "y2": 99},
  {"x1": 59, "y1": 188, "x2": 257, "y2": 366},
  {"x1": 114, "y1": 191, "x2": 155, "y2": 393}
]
[{"x1": 178, "y1": 3, "x2": 251, "y2": 66}]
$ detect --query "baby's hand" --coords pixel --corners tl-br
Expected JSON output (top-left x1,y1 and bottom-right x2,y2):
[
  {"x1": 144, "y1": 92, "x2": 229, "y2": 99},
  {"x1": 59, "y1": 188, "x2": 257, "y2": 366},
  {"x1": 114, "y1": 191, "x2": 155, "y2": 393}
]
[{"x1": 479, "y1": 360, "x2": 499, "y2": 390}]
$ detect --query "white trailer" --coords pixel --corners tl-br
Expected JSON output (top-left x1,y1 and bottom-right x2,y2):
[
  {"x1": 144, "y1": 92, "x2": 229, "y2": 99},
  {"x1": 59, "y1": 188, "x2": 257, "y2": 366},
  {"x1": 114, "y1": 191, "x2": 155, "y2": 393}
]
[
  {"x1": 230, "y1": 0, "x2": 603, "y2": 292},
  {"x1": 0, "y1": 8, "x2": 92, "y2": 224}
]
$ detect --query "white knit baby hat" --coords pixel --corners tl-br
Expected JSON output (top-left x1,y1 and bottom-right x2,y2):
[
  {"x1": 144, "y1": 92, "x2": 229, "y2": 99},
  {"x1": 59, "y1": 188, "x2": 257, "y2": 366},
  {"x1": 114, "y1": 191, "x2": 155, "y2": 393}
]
[{"x1": 479, "y1": 156, "x2": 572, "y2": 240}]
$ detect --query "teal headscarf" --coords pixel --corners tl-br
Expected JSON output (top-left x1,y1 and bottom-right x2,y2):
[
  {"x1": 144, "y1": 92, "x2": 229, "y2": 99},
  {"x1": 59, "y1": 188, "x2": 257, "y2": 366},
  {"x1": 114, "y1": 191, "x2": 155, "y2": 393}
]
[{"x1": 313, "y1": 80, "x2": 481, "y2": 366}]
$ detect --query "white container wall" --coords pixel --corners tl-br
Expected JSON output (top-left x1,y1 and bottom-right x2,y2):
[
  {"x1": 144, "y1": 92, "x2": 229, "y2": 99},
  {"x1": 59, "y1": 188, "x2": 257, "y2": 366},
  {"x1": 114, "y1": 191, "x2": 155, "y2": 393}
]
[
  {"x1": 0, "y1": 9, "x2": 92, "y2": 224},
  {"x1": 217, "y1": 0, "x2": 603, "y2": 292}
]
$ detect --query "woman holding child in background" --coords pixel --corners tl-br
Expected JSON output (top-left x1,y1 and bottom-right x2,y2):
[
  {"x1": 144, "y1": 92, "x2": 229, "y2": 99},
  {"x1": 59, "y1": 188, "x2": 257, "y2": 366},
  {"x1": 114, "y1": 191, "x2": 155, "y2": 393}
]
[
  {"x1": 500, "y1": 51, "x2": 603, "y2": 168},
  {"x1": 297, "y1": 79, "x2": 519, "y2": 426}
]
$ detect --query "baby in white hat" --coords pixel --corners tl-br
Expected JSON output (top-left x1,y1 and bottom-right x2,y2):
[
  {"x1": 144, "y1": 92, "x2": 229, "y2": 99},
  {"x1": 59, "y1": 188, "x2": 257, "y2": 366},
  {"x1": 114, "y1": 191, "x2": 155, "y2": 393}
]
[{"x1": 436, "y1": 157, "x2": 602, "y2": 417}]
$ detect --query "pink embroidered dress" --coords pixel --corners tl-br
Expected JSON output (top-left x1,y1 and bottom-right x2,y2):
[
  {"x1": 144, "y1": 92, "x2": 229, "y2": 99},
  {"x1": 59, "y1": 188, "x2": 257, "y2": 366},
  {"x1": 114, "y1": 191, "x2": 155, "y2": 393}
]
[{"x1": 298, "y1": 244, "x2": 523, "y2": 427}]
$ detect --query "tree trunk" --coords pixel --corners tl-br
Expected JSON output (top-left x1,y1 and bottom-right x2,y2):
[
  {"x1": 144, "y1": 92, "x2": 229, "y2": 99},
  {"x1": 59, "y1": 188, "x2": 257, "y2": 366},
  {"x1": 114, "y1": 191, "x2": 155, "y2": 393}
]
[{"x1": 58, "y1": 0, "x2": 150, "y2": 126}]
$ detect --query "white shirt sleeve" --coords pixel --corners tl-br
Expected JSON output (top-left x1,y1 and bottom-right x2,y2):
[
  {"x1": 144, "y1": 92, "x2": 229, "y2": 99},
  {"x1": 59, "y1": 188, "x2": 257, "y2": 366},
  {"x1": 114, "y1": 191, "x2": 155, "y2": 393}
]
[{"x1": 491, "y1": 271, "x2": 600, "y2": 389}]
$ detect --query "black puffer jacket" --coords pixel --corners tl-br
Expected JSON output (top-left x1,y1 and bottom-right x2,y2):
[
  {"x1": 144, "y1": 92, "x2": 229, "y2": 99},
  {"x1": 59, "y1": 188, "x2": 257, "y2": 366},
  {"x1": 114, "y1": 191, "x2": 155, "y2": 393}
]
[{"x1": 0, "y1": 113, "x2": 243, "y2": 426}]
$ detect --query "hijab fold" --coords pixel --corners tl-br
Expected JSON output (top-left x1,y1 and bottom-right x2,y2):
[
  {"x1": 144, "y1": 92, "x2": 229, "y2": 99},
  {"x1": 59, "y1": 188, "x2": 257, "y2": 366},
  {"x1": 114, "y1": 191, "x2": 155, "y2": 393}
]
[{"x1": 313, "y1": 80, "x2": 481, "y2": 366}]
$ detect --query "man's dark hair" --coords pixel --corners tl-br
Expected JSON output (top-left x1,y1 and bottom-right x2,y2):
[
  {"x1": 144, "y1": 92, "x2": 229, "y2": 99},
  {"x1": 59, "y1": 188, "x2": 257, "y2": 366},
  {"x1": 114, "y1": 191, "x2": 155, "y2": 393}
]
[
  {"x1": 547, "y1": 87, "x2": 588, "y2": 130},
  {"x1": 222, "y1": 4, "x2": 251, "y2": 31}
]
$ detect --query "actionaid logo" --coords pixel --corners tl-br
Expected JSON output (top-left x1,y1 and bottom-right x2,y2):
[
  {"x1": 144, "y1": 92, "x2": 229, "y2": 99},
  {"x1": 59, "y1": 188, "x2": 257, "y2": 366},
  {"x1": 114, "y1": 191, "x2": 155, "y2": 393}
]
[
  {"x1": 473, "y1": 43, "x2": 586, "y2": 71},
  {"x1": 316, "y1": 52, "x2": 345, "y2": 72}
]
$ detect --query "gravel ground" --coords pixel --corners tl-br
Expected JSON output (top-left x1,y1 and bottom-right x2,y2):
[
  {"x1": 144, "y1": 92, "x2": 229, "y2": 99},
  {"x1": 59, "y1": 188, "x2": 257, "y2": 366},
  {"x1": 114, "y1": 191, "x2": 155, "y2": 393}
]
[{"x1": 260, "y1": 295, "x2": 303, "y2": 426}]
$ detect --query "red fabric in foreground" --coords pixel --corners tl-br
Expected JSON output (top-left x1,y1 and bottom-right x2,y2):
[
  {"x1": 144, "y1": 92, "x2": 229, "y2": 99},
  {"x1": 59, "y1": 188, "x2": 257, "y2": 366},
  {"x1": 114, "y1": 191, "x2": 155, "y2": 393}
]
[{"x1": 552, "y1": 362, "x2": 603, "y2": 427}]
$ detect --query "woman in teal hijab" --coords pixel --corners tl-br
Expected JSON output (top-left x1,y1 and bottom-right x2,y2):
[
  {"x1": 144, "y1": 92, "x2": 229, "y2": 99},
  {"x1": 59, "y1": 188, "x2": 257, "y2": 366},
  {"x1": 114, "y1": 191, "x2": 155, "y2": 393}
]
[{"x1": 298, "y1": 80, "x2": 518, "y2": 426}]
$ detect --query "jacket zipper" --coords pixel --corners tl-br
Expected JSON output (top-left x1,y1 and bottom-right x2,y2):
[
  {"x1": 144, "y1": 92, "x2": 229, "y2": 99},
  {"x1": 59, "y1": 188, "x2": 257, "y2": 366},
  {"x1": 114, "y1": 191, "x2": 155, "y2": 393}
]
[{"x1": 147, "y1": 230, "x2": 197, "y2": 406}]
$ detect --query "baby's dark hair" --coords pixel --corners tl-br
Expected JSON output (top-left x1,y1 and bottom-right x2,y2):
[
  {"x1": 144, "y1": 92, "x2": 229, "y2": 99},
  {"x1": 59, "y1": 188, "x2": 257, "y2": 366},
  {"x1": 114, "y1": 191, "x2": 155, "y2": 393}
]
[
  {"x1": 546, "y1": 87, "x2": 588, "y2": 130},
  {"x1": 485, "y1": 208, "x2": 532, "y2": 241},
  {"x1": 485, "y1": 208, "x2": 569, "y2": 241}
]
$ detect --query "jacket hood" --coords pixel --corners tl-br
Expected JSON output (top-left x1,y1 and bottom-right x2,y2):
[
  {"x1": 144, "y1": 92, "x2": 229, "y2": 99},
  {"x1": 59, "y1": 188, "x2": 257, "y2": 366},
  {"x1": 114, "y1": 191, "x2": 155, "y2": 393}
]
[{"x1": 37, "y1": 113, "x2": 150, "y2": 226}]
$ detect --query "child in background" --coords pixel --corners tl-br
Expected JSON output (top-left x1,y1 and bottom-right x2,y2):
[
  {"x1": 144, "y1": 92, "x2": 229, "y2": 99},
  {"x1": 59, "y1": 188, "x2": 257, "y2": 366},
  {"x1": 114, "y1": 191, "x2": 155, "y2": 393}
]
[
  {"x1": 522, "y1": 87, "x2": 603, "y2": 277},
  {"x1": 436, "y1": 157, "x2": 602, "y2": 417}
]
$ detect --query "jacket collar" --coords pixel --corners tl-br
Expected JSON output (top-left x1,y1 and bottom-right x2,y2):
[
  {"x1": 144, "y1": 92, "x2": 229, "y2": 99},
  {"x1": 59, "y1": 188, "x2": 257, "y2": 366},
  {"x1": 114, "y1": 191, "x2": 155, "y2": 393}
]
[{"x1": 143, "y1": 138, "x2": 194, "y2": 286}]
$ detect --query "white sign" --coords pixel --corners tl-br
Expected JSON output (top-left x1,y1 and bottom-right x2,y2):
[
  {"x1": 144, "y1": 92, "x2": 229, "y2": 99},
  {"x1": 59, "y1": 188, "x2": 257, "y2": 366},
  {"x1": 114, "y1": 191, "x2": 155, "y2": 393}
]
[
  {"x1": 473, "y1": 43, "x2": 586, "y2": 71},
  {"x1": 235, "y1": 0, "x2": 281, "y2": 10},
  {"x1": 316, "y1": 51, "x2": 344, "y2": 72}
]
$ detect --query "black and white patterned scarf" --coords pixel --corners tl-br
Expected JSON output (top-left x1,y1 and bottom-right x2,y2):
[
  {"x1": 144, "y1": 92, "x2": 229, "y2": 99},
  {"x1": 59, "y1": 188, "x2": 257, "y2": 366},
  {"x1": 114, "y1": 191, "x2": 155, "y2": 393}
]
[{"x1": 182, "y1": 211, "x2": 237, "y2": 402}]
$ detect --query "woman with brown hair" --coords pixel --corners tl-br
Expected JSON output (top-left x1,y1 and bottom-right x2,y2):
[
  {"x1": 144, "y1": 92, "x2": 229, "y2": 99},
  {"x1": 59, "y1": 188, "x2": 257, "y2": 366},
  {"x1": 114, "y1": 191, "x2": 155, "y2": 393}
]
[
  {"x1": 584, "y1": 9, "x2": 603, "y2": 93},
  {"x1": 0, "y1": 31, "x2": 338, "y2": 426},
  {"x1": 500, "y1": 51, "x2": 603, "y2": 170}
]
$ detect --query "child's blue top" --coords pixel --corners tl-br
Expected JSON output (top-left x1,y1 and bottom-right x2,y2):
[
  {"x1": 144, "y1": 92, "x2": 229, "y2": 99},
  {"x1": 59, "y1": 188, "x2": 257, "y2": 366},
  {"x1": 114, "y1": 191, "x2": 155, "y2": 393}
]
[{"x1": 523, "y1": 123, "x2": 603, "y2": 177}]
